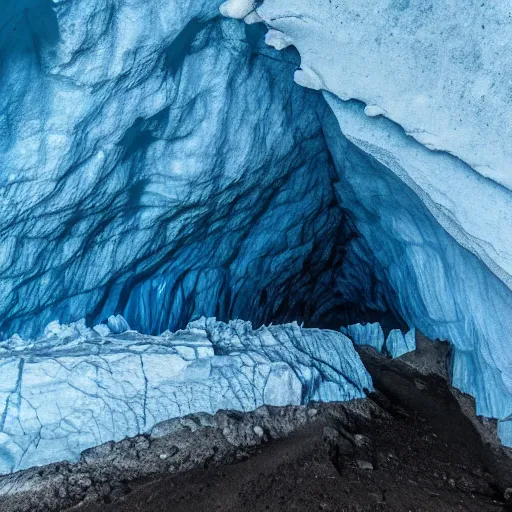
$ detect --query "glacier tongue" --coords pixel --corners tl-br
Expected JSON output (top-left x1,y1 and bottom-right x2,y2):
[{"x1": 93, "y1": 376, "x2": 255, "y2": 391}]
[{"x1": 0, "y1": 319, "x2": 371, "y2": 474}]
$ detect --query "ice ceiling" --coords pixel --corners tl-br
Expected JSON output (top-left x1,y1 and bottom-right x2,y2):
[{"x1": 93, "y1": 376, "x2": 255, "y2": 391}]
[{"x1": 0, "y1": 0, "x2": 511, "y2": 446}]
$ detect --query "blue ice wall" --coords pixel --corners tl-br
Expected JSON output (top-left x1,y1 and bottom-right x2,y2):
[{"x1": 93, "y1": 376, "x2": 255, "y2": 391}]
[
  {"x1": 340, "y1": 323, "x2": 385, "y2": 353},
  {"x1": 322, "y1": 100, "x2": 512, "y2": 446},
  {"x1": 0, "y1": 318, "x2": 371, "y2": 474},
  {"x1": 0, "y1": 1, "x2": 384, "y2": 339}
]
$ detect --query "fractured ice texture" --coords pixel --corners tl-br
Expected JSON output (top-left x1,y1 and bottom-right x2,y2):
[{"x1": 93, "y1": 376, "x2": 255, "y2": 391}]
[
  {"x1": 0, "y1": 318, "x2": 371, "y2": 474},
  {"x1": 0, "y1": 0, "x2": 383, "y2": 339}
]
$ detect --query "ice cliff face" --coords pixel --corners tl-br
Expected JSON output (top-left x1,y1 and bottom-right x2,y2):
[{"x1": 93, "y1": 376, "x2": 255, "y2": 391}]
[
  {"x1": 0, "y1": 319, "x2": 370, "y2": 473},
  {"x1": 0, "y1": 0, "x2": 511, "y2": 452}
]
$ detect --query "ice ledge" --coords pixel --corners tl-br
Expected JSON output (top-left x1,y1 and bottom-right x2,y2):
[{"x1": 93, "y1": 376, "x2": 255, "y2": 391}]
[
  {"x1": 245, "y1": 0, "x2": 512, "y2": 192},
  {"x1": 0, "y1": 317, "x2": 371, "y2": 474}
]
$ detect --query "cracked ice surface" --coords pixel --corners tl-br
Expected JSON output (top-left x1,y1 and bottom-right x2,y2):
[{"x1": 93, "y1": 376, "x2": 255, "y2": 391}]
[
  {"x1": 0, "y1": 0, "x2": 383, "y2": 339},
  {"x1": 0, "y1": 318, "x2": 371, "y2": 474}
]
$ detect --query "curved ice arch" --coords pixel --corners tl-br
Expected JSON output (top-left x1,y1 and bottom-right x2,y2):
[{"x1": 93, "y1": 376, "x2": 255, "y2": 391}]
[
  {"x1": 0, "y1": 3, "x2": 383, "y2": 338},
  {"x1": 220, "y1": 1, "x2": 512, "y2": 448}
]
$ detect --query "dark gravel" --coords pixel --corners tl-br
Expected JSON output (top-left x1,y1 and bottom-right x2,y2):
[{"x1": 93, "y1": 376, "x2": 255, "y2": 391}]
[{"x1": 75, "y1": 392, "x2": 510, "y2": 512}]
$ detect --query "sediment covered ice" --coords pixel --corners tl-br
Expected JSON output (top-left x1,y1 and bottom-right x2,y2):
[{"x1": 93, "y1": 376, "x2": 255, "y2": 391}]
[{"x1": 0, "y1": 318, "x2": 371, "y2": 474}]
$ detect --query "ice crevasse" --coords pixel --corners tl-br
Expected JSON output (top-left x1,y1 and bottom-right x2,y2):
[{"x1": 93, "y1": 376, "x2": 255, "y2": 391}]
[{"x1": 0, "y1": 0, "x2": 511, "y2": 456}]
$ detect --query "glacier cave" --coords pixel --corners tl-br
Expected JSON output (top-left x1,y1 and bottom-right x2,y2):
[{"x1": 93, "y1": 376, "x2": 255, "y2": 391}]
[{"x1": 0, "y1": 0, "x2": 512, "y2": 510}]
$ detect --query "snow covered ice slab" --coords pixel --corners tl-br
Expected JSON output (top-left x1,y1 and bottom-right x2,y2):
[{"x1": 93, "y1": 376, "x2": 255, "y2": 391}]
[
  {"x1": 255, "y1": 0, "x2": 512, "y2": 192},
  {"x1": 0, "y1": 318, "x2": 371, "y2": 474}
]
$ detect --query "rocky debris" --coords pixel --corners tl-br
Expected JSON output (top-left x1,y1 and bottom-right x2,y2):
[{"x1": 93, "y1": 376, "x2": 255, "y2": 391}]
[
  {"x1": 357, "y1": 330, "x2": 512, "y2": 493},
  {"x1": 356, "y1": 460, "x2": 373, "y2": 470},
  {"x1": 75, "y1": 389, "x2": 507, "y2": 512},
  {"x1": 0, "y1": 400, "x2": 381, "y2": 512},
  {"x1": 253, "y1": 426, "x2": 264, "y2": 438}
]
